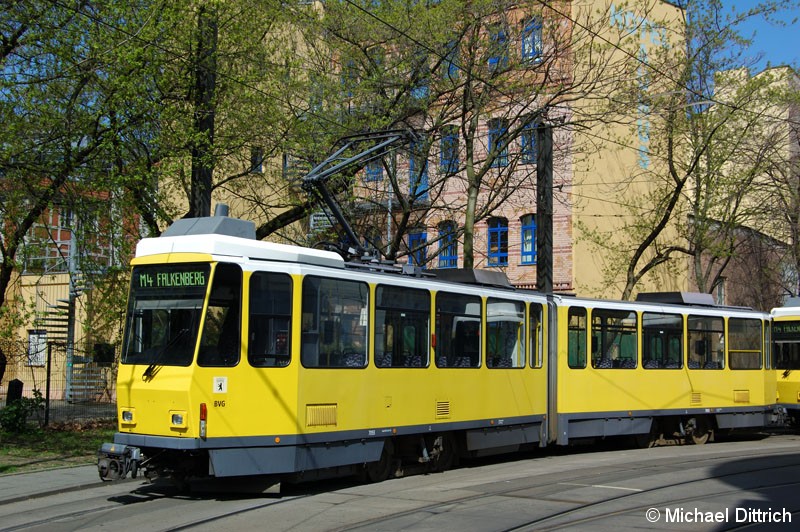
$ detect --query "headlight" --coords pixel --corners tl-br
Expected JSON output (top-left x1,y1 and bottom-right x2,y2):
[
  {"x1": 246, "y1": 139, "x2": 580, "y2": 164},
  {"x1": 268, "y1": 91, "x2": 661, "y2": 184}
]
[
  {"x1": 170, "y1": 410, "x2": 187, "y2": 429},
  {"x1": 121, "y1": 409, "x2": 134, "y2": 423}
]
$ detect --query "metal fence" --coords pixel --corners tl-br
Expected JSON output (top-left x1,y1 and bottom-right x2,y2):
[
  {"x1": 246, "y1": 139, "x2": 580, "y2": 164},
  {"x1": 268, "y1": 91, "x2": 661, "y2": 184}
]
[{"x1": 0, "y1": 338, "x2": 117, "y2": 426}]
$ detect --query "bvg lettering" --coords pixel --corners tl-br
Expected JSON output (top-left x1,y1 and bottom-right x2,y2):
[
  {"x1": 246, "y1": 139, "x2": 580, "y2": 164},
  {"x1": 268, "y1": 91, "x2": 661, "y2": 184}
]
[{"x1": 214, "y1": 400, "x2": 226, "y2": 408}]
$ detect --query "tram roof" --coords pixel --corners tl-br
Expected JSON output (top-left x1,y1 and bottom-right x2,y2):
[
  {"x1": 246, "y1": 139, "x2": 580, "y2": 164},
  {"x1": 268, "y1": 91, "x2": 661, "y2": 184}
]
[{"x1": 136, "y1": 233, "x2": 346, "y2": 269}]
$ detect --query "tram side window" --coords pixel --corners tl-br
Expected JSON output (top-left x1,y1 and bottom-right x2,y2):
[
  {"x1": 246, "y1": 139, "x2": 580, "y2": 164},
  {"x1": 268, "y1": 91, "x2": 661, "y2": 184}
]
[
  {"x1": 248, "y1": 272, "x2": 292, "y2": 367},
  {"x1": 688, "y1": 315, "x2": 725, "y2": 369},
  {"x1": 591, "y1": 308, "x2": 637, "y2": 369},
  {"x1": 197, "y1": 263, "x2": 242, "y2": 367},
  {"x1": 772, "y1": 320, "x2": 800, "y2": 369},
  {"x1": 435, "y1": 292, "x2": 481, "y2": 368},
  {"x1": 301, "y1": 276, "x2": 368, "y2": 368},
  {"x1": 728, "y1": 318, "x2": 762, "y2": 370},
  {"x1": 530, "y1": 302, "x2": 543, "y2": 368},
  {"x1": 486, "y1": 298, "x2": 525, "y2": 368},
  {"x1": 642, "y1": 312, "x2": 683, "y2": 369},
  {"x1": 375, "y1": 285, "x2": 430, "y2": 368},
  {"x1": 567, "y1": 307, "x2": 587, "y2": 369}
]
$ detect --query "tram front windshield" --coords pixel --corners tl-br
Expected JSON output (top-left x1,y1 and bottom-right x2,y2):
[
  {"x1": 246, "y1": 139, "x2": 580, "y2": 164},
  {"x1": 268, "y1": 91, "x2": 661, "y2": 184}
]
[
  {"x1": 122, "y1": 263, "x2": 210, "y2": 366},
  {"x1": 773, "y1": 320, "x2": 800, "y2": 370}
]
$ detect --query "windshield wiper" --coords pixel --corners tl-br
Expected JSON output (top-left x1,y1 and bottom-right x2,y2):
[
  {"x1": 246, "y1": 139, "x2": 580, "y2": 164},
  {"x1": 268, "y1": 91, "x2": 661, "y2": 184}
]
[{"x1": 142, "y1": 328, "x2": 190, "y2": 380}]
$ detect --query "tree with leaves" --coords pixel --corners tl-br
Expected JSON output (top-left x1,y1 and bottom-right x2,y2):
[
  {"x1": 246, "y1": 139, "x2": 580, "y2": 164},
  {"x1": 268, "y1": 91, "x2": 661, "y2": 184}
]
[{"x1": 576, "y1": 0, "x2": 798, "y2": 305}]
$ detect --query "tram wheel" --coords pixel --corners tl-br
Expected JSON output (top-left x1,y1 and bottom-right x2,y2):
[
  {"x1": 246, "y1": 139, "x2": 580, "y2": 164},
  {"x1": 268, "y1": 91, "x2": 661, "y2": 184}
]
[
  {"x1": 687, "y1": 417, "x2": 712, "y2": 445},
  {"x1": 363, "y1": 439, "x2": 394, "y2": 483},
  {"x1": 431, "y1": 433, "x2": 458, "y2": 472}
]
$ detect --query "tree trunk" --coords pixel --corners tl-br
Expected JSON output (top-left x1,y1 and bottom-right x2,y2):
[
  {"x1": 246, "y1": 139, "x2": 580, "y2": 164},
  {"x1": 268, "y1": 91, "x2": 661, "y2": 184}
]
[{"x1": 189, "y1": 3, "x2": 218, "y2": 218}]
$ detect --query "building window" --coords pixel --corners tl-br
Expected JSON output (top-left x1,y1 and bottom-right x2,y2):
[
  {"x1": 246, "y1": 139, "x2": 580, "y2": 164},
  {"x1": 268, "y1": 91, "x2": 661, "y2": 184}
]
[
  {"x1": 521, "y1": 214, "x2": 536, "y2": 264},
  {"x1": 445, "y1": 41, "x2": 459, "y2": 80},
  {"x1": 438, "y1": 221, "x2": 458, "y2": 269},
  {"x1": 282, "y1": 153, "x2": 308, "y2": 181},
  {"x1": 409, "y1": 141, "x2": 429, "y2": 200},
  {"x1": 521, "y1": 17, "x2": 543, "y2": 62},
  {"x1": 521, "y1": 118, "x2": 537, "y2": 164},
  {"x1": 488, "y1": 25, "x2": 509, "y2": 71},
  {"x1": 715, "y1": 277, "x2": 726, "y2": 305},
  {"x1": 27, "y1": 330, "x2": 46, "y2": 367},
  {"x1": 439, "y1": 126, "x2": 459, "y2": 174},
  {"x1": 365, "y1": 159, "x2": 383, "y2": 182},
  {"x1": 487, "y1": 217, "x2": 508, "y2": 266},
  {"x1": 488, "y1": 118, "x2": 508, "y2": 168},
  {"x1": 408, "y1": 231, "x2": 427, "y2": 268},
  {"x1": 250, "y1": 147, "x2": 264, "y2": 174}
]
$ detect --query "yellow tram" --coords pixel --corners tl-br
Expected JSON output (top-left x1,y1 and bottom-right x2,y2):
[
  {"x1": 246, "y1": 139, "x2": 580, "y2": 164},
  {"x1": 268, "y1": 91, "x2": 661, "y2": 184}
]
[
  {"x1": 772, "y1": 301, "x2": 800, "y2": 424},
  {"x1": 98, "y1": 211, "x2": 778, "y2": 483}
]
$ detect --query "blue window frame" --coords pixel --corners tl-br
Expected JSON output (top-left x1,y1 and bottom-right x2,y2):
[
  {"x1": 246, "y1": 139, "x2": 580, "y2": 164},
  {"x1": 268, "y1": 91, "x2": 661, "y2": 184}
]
[
  {"x1": 409, "y1": 141, "x2": 429, "y2": 200},
  {"x1": 521, "y1": 119, "x2": 537, "y2": 164},
  {"x1": 341, "y1": 60, "x2": 357, "y2": 98},
  {"x1": 487, "y1": 217, "x2": 508, "y2": 267},
  {"x1": 488, "y1": 27, "x2": 508, "y2": 71},
  {"x1": 440, "y1": 126, "x2": 459, "y2": 173},
  {"x1": 365, "y1": 160, "x2": 383, "y2": 182},
  {"x1": 411, "y1": 53, "x2": 430, "y2": 99},
  {"x1": 408, "y1": 231, "x2": 427, "y2": 268},
  {"x1": 488, "y1": 118, "x2": 508, "y2": 168},
  {"x1": 438, "y1": 221, "x2": 457, "y2": 269},
  {"x1": 521, "y1": 17, "x2": 543, "y2": 62},
  {"x1": 521, "y1": 214, "x2": 537, "y2": 264},
  {"x1": 445, "y1": 41, "x2": 459, "y2": 80}
]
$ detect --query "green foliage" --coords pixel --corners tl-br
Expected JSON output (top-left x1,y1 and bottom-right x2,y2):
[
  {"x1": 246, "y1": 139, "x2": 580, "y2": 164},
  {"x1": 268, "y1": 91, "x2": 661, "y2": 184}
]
[
  {"x1": 0, "y1": 390, "x2": 45, "y2": 433},
  {"x1": 0, "y1": 421, "x2": 116, "y2": 474}
]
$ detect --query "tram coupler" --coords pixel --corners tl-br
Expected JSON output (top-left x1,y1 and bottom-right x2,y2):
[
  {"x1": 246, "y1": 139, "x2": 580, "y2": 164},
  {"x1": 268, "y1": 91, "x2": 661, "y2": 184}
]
[{"x1": 97, "y1": 442, "x2": 142, "y2": 481}]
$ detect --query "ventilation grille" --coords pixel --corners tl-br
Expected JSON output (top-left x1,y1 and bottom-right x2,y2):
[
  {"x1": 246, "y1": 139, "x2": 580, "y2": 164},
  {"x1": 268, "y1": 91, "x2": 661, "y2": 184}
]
[
  {"x1": 436, "y1": 401, "x2": 451, "y2": 419},
  {"x1": 734, "y1": 390, "x2": 750, "y2": 403},
  {"x1": 306, "y1": 404, "x2": 337, "y2": 427},
  {"x1": 691, "y1": 392, "x2": 702, "y2": 404}
]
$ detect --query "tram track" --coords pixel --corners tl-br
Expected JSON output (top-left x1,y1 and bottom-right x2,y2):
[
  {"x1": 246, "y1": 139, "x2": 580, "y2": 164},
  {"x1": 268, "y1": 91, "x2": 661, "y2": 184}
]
[
  {"x1": 3, "y1": 437, "x2": 800, "y2": 531},
  {"x1": 324, "y1": 447, "x2": 800, "y2": 532}
]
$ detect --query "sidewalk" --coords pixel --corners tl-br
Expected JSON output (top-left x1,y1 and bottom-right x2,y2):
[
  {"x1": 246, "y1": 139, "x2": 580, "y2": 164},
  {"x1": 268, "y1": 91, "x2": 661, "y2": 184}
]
[{"x1": 0, "y1": 465, "x2": 106, "y2": 504}]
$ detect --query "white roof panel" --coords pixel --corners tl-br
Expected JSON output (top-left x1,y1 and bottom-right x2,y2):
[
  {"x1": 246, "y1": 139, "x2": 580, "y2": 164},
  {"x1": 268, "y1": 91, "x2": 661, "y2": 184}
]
[{"x1": 135, "y1": 234, "x2": 345, "y2": 269}]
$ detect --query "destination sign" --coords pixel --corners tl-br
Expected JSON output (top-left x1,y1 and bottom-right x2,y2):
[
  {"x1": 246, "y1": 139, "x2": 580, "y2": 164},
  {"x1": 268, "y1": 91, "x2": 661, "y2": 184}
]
[
  {"x1": 773, "y1": 321, "x2": 800, "y2": 339},
  {"x1": 137, "y1": 270, "x2": 206, "y2": 288},
  {"x1": 132, "y1": 264, "x2": 210, "y2": 293}
]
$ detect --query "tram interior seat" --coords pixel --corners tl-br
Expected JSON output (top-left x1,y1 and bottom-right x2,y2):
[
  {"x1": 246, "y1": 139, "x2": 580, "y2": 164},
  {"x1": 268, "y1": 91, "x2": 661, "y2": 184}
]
[
  {"x1": 664, "y1": 360, "x2": 681, "y2": 369},
  {"x1": 703, "y1": 360, "x2": 722, "y2": 369},
  {"x1": 343, "y1": 352, "x2": 364, "y2": 367},
  {"x1": 489, "y1": 356, "x2": 513, "y2": 368},
  {"x1": 405, "y1": 355, "x2": 422, "y2": 367},
  {"x1": 618, "y1": 358, "x2": 636, "y2": 369},
  {"x1": 644, "y1": 359, "x2": 660, "y2": 369},
  {"x1": 377, "y1": 352, "x2": 424, "y2": 367},
  {"x1": 595, "y1": 357, "x2": 613, "y2": 369},
  {"x1": 688, "y1": 360, "x2": 701, "y2": 369},
  {"x1": 436, "y1": 356, "x2": 472, "y2": 367},
  {"x1": 378, "y1": 352, "x2": 393, "y2": 367}
]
